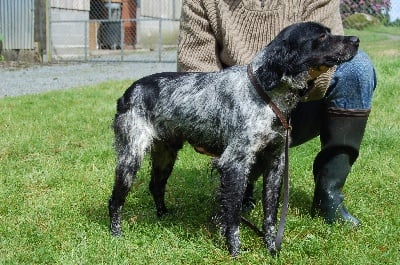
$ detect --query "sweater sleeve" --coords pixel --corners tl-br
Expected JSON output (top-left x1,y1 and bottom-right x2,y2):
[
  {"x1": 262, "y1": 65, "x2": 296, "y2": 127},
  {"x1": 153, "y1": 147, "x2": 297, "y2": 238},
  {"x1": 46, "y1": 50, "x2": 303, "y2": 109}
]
[{"x1": 177, "y1": 0, "x2": 222, "y2": 72}]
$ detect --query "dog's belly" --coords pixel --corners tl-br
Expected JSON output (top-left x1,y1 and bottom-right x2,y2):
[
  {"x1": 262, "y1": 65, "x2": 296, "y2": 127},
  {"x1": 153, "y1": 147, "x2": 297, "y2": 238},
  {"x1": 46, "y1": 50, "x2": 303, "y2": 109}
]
[
  {"x1": 152, "y1": 115, "x2": 226, "y2": 152},
  {"x1": 192, "y1": 144, "x2": 223, "y2": 157},
  {"x1": 153, "y1": 105, "x2": 231, "y2": 156}
]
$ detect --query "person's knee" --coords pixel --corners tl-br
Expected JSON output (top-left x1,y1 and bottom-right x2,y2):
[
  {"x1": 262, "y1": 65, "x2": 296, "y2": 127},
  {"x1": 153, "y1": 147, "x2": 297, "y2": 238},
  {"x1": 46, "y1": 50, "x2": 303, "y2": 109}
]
[
  {"x1": 326, "y1": 50, "x2": 376, "y2": 110},
  {"x1": 350, "y1": 50, "x2": 377, "y2": 90}
]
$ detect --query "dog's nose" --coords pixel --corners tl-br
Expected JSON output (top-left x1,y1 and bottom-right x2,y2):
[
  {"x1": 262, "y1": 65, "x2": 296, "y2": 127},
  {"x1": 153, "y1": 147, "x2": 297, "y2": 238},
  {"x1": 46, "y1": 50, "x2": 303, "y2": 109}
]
[{"x1": 349, "y1": 36, "x2": 360, "y2": 46}]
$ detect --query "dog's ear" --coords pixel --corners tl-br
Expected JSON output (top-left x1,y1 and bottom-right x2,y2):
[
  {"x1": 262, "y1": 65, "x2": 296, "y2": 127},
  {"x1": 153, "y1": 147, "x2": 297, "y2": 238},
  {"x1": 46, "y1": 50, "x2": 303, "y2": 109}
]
[{"x1": 278, "y1": 39, "x2": 309, "y2": 75}]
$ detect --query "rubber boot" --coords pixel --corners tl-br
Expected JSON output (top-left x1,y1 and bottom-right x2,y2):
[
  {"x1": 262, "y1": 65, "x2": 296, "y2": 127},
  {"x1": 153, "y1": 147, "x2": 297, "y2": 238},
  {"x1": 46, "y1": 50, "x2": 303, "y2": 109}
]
[{"x1": 311, "y1": 107, "x2": 370, "y2": 225}]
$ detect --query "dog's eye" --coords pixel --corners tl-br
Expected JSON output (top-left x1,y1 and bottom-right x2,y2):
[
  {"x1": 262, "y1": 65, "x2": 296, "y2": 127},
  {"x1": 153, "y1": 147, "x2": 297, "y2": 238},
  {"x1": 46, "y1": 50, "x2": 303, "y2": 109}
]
[{"x1": 319, "y1": 33, "x2": 327, "y2": 41}]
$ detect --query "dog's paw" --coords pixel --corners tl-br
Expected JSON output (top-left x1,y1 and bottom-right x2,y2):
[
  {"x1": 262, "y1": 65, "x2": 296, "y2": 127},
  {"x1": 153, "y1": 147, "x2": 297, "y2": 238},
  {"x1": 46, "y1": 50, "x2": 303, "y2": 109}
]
[
  {"x1": 228, "y1": 238, "x2": 241, "y2": 257},
  {"x1": 110, "y1": 219, "x2": 122, "y2": 237},
  {"x1": 156, "y1": 207, "x2": 169, "y2": 218},
  {"x1": 109, "y1": 200, "x2": 123, "y2": 237},
  {"x1": 225, "y1": 226, "x2": 241, "y2": 257},
  {"x1": 265, "y1": 236, "x2": 278, "y2": 257}
]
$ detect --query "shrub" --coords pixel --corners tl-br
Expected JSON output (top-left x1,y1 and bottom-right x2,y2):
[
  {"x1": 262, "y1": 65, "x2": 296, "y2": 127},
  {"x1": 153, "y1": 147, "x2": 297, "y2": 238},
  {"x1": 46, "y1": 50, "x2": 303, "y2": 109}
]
[
  {"x1": 340, "y1": 0, "x2": 391, "y2": 19},
  {"x1": 342, "y1": 13, "x2": 380, "y2": 29}
]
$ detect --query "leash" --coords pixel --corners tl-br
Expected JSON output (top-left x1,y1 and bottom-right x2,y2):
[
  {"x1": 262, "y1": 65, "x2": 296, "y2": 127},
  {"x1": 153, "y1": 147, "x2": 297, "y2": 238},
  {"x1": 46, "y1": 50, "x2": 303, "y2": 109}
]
[
  {"x1": 275, "y1": 127, "x2": 290, "y2": 251},
  {"x1": 246, "y1": 64, "x2": 291, "y2": 252}
]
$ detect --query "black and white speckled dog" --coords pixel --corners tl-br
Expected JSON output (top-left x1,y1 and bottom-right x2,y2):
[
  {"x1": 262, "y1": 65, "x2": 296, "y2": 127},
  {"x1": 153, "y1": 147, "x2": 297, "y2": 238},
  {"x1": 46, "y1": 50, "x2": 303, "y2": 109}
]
[{"x1": 108, "y1": 22, "x2": 359, "y2": 256}]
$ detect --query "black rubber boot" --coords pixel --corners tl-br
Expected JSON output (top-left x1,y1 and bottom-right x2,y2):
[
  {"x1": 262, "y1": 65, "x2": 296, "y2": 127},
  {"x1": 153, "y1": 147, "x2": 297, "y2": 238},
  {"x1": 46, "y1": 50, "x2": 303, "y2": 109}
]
[{"x1": 311, "y1": 107, "x2": 370, "y2": 226}]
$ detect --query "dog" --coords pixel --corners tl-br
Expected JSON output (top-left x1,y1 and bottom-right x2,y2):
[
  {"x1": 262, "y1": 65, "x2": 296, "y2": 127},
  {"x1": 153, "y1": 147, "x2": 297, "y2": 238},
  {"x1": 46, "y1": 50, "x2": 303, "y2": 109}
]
[{"x1": 108, "y1": 22, "x2": 359, "y2": 256}]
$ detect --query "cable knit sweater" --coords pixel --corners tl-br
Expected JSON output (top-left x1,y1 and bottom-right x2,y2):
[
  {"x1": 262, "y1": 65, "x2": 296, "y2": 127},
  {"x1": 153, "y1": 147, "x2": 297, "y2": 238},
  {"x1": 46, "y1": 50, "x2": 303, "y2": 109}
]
[{"x1": 177, "y1": 0, "x2": 344, "y2": 101}]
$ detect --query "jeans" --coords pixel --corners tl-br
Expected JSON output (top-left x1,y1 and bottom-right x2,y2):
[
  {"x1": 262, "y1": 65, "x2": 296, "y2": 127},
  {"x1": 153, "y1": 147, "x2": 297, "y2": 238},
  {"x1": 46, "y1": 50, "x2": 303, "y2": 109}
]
[{"x1": 290, "y1": 50, "x2": 377, "y2": 147}]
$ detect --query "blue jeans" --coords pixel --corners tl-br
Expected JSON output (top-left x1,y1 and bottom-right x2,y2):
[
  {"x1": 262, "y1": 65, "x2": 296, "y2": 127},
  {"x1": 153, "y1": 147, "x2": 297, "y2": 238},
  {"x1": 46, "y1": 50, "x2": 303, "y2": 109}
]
[{"x1": 290, "y1": 50, "x2": 377, "y2": 147}]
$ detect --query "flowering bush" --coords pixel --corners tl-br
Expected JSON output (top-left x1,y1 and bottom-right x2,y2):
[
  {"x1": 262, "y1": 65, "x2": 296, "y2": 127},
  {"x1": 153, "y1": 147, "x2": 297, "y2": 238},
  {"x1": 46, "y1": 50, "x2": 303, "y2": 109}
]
[{"x1": 340, "y1": 0, "x2": 391, "y2": 19}]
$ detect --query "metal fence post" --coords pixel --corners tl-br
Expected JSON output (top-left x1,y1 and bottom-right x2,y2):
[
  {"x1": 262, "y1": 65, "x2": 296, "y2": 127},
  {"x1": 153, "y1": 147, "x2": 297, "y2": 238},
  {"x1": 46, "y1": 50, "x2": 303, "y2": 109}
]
[
  {"x1": 158, "y1": 18, "x2": 162, "y2": 62},
  {"x1": 121, "y1": 19, "x2": 124, "y2": 61},
  {"x1": 107, "y1": 0, "x2": 112, "y2": 20},
  {"x1": 84, "y1": 20, "x2": 88, "y2": 61},
  {"x1": 46, "y1": 0, "x2": 51, "y2": 62}
]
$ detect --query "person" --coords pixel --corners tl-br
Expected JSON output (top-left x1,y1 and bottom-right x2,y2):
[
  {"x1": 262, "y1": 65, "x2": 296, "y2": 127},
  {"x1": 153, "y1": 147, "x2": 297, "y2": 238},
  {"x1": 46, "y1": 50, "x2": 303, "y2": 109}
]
[{"x1": 177, "y1": 0, "x2": 376, "y2": 225}]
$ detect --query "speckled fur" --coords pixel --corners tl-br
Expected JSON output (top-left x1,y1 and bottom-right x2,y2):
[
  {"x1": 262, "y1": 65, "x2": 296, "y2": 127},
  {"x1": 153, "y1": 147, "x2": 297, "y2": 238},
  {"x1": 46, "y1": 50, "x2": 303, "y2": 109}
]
[{"x1": 108, "y1": 22, "x2": 359, "y2": 256}]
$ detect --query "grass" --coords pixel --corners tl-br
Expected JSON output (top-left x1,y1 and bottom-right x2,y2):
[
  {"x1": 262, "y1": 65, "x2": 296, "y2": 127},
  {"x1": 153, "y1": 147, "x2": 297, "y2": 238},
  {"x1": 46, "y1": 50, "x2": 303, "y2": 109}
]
[{"x1": 1, "y1": 25, "x2": 399, "y2": 264}]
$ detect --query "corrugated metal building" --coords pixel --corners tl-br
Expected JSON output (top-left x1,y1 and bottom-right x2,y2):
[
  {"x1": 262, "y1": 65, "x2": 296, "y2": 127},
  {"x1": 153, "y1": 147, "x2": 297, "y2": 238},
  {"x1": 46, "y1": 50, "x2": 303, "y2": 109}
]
[{"x1": 0, "y1": 0, "x2": 35, "y2": 50}]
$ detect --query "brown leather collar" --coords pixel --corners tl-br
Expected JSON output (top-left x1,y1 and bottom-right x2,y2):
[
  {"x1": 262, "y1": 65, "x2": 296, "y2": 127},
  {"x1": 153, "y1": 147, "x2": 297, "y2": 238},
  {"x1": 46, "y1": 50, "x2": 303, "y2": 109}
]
[{"x1": 247, "y1": 64, "x2": 291, "y2": 130}]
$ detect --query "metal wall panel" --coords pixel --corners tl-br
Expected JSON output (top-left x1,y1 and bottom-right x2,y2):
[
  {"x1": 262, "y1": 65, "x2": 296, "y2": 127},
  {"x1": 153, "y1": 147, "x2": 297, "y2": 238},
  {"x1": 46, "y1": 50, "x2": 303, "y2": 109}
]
[
  {"x1": 0, "y1": 0, "x2": 34, "y2": 49},
  {"x1": 50, "y1": 0, "x2": 90, "y2": 11},
  {"x1": 140, "y1": 0, "x2": 181, "y2": 20}
]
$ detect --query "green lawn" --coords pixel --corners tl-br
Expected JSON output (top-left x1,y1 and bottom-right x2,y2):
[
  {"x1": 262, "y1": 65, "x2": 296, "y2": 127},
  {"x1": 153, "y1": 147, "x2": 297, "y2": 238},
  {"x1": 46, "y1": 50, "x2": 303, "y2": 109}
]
[{"x1": 1, "y1": 26, "x2": 399, "y2": 264}]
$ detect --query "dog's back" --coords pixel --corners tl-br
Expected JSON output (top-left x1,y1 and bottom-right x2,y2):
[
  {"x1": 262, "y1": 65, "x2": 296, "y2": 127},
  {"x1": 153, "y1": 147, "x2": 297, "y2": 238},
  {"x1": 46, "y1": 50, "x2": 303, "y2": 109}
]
[{"x1": 116, "y1": 72, "x2": 187, "y2": 113}]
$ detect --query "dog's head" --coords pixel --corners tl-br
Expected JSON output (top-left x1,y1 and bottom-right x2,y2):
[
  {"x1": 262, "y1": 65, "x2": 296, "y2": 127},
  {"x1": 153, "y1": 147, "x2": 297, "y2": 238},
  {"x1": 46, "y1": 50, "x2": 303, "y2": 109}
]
[
  {"x1": 252, "y1": 22, "x2": 359, "y2": 92},
  {"x1": 276, "y1": 21, "x2": 359, "y2": 76}
]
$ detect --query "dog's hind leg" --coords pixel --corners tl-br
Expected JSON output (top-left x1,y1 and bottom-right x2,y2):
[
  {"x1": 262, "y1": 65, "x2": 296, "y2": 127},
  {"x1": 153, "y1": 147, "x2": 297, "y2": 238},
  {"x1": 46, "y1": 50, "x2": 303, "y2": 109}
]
[
  {"x1": 109, "y1": 160, "x2": 138, "y2": 236},
  {"x1": 149, "y1": 141, "x2": 181, "y2": 217},
  {"x1": 109, "y1": 109, "x2": 155, "y2": 236}
]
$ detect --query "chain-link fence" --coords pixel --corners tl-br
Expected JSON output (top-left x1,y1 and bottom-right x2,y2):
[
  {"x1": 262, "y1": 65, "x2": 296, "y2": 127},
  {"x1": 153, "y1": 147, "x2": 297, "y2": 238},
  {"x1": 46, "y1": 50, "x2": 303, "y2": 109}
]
[{"x1": 49, "y1": 0, "x2": 181, "y2": 62}]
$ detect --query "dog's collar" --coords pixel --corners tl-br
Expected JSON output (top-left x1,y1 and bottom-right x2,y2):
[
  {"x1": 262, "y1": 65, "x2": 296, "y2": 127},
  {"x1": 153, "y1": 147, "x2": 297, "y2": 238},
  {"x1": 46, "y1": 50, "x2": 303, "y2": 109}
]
[{"x1": 247, "y1": 64, "x2": 291, "y2": 130}]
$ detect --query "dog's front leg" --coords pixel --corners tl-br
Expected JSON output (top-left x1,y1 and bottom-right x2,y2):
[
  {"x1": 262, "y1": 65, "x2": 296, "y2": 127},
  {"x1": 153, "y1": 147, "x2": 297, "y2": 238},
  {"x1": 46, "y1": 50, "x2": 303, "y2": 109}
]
[
  {"x1": 213, "y1": 155, "x2": 250, "y2": 257},
  {"x1": 262, "y1": 151, "x2": 285, "y2": 256}
]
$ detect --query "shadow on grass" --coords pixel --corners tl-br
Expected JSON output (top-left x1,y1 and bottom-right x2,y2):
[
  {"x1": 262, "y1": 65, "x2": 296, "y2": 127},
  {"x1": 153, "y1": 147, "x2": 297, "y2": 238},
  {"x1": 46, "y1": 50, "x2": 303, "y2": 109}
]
[
  {"x1": 84, "y1": 158, "x2": 315, "y2": 243},
  {"x1": 83, "y1": 164, "x2": 219, "y2": 235}
]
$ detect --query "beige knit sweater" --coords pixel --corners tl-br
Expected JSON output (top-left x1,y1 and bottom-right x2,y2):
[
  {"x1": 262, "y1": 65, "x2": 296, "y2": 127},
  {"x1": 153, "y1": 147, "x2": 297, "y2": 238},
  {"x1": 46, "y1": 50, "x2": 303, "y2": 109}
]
[{"x1": 177, "y1": 0, "x2": 344, "y2": 100}]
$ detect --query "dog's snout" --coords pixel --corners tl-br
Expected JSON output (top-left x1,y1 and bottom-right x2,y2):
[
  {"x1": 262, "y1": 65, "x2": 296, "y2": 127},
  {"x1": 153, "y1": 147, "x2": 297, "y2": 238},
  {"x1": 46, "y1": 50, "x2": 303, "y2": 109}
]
[{"x1": 349, "y1": 36, "x2": 360, "y2": 46}]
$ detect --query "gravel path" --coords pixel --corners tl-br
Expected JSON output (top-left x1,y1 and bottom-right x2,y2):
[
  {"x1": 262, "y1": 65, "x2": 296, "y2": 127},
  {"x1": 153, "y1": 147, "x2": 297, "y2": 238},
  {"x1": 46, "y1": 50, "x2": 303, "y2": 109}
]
[{"x1": 0, "y1": 61, "x2": 177, "y2": 98}]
